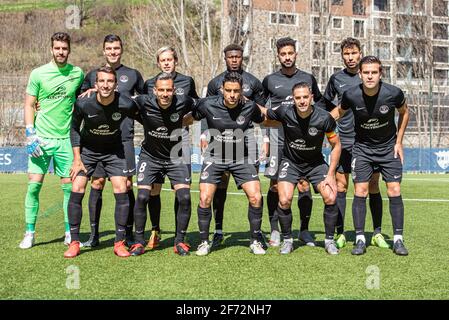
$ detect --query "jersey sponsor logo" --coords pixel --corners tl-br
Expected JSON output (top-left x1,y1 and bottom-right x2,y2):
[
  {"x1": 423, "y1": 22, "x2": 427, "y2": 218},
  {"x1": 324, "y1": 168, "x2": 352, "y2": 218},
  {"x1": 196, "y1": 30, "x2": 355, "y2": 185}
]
[
  {"x1": 379, "y1": 105, "x2": 390, "y2": 114},
  {"x1": 281, "y1": 96, "x2": 294, "y2": 106},
  {"x1": 156, "y1": 126, "x2": 168, "y2": 133},
  {"x1": 242, "y1": 84, "x2": 250, "y2": 92},
  {"x1": 119, "y1": 75, "x2": 129, "y2": 83},
  {"x1": 435, "y1": 151, "x2": 449, "y2": 170},
  {"x1": 175, "y1": 88, "x2": 185, "y2": 95},
  {"x1": 98, "y1": 124, "x2": 109, "y2": 130},
  {"x1": 137, "y1": 173, "x2": 144, "y2": 182},
  {"x1": 200, "y1": 171, "x2": 209, "y2": 180},
  {"x1": 361, "y1": 118, "x2": 388, "y2": 130},
  {"x1": 236, "y1": 115, "x2": 246, "y2": 125},
  {"x1": 47, "y1": 85, "x2": 68, "y2": 100},
  {"x1": 170, "y1": 113, "x2": 180, "y2": 122},
  {"x1": 295, "y1": 139, "x2": 305, "y2": 145},
  {"x1": 308, "y1": 127, "x2": 318, "y2": 136},
  {"x1": 112, "y1": 112, "x2": 122, "y2": 121}
]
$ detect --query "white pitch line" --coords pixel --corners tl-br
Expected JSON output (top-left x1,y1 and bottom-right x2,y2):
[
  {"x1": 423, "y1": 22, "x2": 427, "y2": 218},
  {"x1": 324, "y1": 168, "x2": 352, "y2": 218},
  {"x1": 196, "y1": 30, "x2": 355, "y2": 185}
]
[{"x1": 161, "y1": 188, "x2": 449, "y2": 203}]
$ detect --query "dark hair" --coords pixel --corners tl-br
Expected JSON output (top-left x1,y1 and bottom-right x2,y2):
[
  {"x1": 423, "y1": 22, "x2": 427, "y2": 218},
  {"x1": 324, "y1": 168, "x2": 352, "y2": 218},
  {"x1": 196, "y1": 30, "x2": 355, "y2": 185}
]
[
  {"x1": 95, "y1": 65, "x2": 117, "y2": 82},
  {"x1": 359, "y1": 55, "x2": 382, "y2": 71},
  {"x1": 156, "y1": 72, "x2": 174, "y2": 83},
  {"x1": 276, "y1": 37, "x2": 296, "y2": 52},
  {"x1": 223, "y1": 71, "x2": 243, "y2": 87},
  {"x1": 51, "y1": 32, "x2": 71, "y2": 49},
  {"x1": 340, "y1": 37, "x2": 361, "y2": 51},
  {"x1": 103, "y1": 34, "x2": 123, "y2": 49},
  {"x1": 156, "y1": 46, "x2": 178, "y2": 63},
  {"x1": 223, "y1": 44, "x2": 244, "y2": 54},
  {"x1": 292, "y1": 82, "x2": 312, "y2": 93}
]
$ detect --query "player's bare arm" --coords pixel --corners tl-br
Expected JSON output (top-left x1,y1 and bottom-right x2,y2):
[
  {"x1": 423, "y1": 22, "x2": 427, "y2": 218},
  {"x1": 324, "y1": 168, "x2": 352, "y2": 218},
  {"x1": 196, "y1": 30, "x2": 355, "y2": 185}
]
[
  {"x1": 330, "y1": 105, "x2": 346, "y2": 121},
  {"x1": 395, "y1": 103, "x2": 409, "y2": 165}
]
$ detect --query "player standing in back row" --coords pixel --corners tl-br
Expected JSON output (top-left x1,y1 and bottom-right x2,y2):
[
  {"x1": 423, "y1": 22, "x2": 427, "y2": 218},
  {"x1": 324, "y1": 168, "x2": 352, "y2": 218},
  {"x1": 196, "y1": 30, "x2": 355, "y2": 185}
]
[
  {"x1": 262, "y1": 37, "x2": 334, "y2": 247},
  {"x1": 20, "y1": 32, "x2": 84, "y2": 249},
  {"x1": 331, "y1": 56, "x2": 410, "y2": 256},
  {"x1": 324, "y1": 38, "x2": 387, "y2": 249}
]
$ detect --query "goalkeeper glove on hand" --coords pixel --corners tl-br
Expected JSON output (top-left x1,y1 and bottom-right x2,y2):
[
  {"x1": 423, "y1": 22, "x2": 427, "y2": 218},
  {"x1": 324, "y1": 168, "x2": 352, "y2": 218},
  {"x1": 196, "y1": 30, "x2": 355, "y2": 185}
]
[{"x1": 26, "y1": 126, "x2": 46, "y2": 158}]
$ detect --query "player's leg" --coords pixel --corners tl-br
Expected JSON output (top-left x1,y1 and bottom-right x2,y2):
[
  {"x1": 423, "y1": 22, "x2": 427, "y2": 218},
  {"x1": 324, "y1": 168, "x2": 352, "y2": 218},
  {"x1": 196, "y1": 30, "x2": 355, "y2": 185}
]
[
  {"x1": 297, "y1": 179, "x2": 315, "y2": 247},
  {"x1": 310, "y1": 163, "x2": 338, "y2": 255},
  {"x1": 335, "y1": 172, "x2": 349, "y2": 248},
  {"x1": 231, "y1": 162, "x2": 265, "y2": 254},
  {"x1": 211, "y1": 172, "x2": 230, "y2": 247},
  {"x1": 276, "y1": 181, "x2": 295, "y2": 254},
  {"x1": 64, "y1": 174, "x2": 89, "y2": 258},
  {"x1": 380, "y1": 149, "x2": 407, "y2": 256},
  {"x1": 53, "y1": 137, "x2": 76, "y2": 244},
  {"x1": 122, "y1": 140, "x2": 137, "y2": 245},
  {"x1": 264, "y1": 153, "x2": 281, "y2": 245},
  {"x1": 368, "y1": 171, "x2": 388, "y2": 248},
  {"x1": 148, "y1": 183, "x2": 162, "y2": 248},
  {"x1": 109, "y1": 175, "x2": 130, "y2": 257},
  {"x1": 167, "y1": 162, "x2": 192, "y2": 256},
  {"x1": 196, "y1": 160, "x2": 222, "y2": 256},
  {"x1": 83, "y1": 175, "x2": 105, "y2": 247}
]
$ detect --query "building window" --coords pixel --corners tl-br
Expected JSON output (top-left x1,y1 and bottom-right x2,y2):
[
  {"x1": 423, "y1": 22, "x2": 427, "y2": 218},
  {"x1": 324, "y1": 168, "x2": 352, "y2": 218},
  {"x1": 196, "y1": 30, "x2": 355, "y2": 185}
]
[
  {"x1": 353, "y1": 20, "x2": 365, "y2": 38},
  {"x1": 332, "y1": 0, "x2": 344, "y2": 5},
  {"x1": 433, "y1": 0, "x2": 449, "y2": 16},
  {"x1": 352, "y1": 0, "x2": 365, "y2": 15},
  {"x1": 269, "y1": 12, "x2": 298, "y2": 26},
  {"x1": 374, "y1": 42, "x2": 391, "y2": 60},
  {"x1": 397, "y1": 0, "x2": 425, "y2": 14},
  {"x1": 396, "y1": 15, "x2": 426, "y2": 37},
  {"x1": 382, "y1": 65, "x2": 391, "y2": 81},
  {"x1": 313, "y1": 16, "x2": 321, "y2": 35},
  {"x1": 373, "y1": 18, "x2": 391, "y2": 36},
  {"x1": 434, "y1": 46, "x2": 449, "y2": 63},
  {"x1": 373, "y1": 0, "x2": 390, "y2": 12},
  {"x1": 433, "y1": 23, "x2": 449, "y2": 40},
  {"x1": 397, "y1": 62, "x2": 424, "y2": 79},
  {"x1": 312, "y1": 66, "x2": 327, "y2": 83},
  {"x1": 397, "y1": 38, "x2": 426, "y2": 60},
  {"x1": 434, "y1": 68, "x2": 449, "y2": 79},
  {"x1": 333, "y1": 42, "x2": 341, "y2": 54},
  {"x1": 332, "y1": 17, "x2": 343, "y2": 29},
  {"x1": 313, "y1": 41, "x2": 326, "y2": 59},
  {"x1": 311, "y1": 0, "x2": 329, "y2": 13}
]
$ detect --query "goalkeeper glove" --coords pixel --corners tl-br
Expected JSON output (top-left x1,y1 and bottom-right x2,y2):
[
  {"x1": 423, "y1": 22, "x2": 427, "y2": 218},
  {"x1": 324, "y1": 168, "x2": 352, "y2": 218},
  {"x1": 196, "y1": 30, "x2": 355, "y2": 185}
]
[{"x1": 26, "y1": 126, "x2": 46, "y2": 158}]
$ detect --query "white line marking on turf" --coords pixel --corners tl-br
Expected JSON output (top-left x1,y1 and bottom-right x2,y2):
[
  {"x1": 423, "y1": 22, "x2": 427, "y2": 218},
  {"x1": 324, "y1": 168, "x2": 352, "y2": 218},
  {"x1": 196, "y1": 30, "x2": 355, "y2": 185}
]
[{"x1": 161, "y1": 189, "x2": 449, "y2": 203}]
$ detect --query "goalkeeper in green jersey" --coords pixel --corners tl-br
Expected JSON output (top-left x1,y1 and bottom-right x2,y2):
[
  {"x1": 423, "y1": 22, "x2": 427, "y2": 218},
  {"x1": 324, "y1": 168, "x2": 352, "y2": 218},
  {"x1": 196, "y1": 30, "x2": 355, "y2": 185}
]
[{"x1": 19, "y1": 32, "x2": 84, "y2": 249}]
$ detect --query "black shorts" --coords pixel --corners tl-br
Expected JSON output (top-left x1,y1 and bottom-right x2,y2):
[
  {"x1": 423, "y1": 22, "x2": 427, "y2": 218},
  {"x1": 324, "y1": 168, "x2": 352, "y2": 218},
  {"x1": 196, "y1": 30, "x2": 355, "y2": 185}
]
[
  {"x1": 200, "y1": 158, "x2": 259, "y2": 189},
  {"x1": 337, "y1": 147, "x2": 381, "y2": 175},
  {"x1": 79, "y1": 146, "x2": 127, "y2": 178},
  {"x1": 264, "y1": 149, "x2": 283, "y2": 180},
  {"x1": 136, "y1": 149, "x2": 191, "y2": 186},
  {"x1": 278, "y1": 158, "x2": 328, "y2": 193},
  {"x1": 92, "y1": 141, "x2": 136, "y2": 178},
  {"x1": 351, "y1": 143, "x2": 402, "y2": 183}
]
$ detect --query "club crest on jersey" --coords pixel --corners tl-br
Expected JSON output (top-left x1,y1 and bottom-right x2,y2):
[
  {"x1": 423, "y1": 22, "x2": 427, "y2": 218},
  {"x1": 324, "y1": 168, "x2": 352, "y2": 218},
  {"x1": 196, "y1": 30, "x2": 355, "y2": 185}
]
[
  {"x1": 170, "y1": 113, "x2": 180, "y2": 122},
  {"x1": 112, "y1": 112, "x2": 122, "y2": 121},
  {"x1": 236, "y1": 115, "x2": 245, "y2": 125},
  {"x1": 201, "y1": 171, "x2": 209, "y2": 180},
  {"x1": 308, "y1": 127, "x2": 318, "y2": 136},
  {"x1": 175, "y1": 88, "x2": 185, "y2": 95},
  {"x1": 279, "y1": 170, "x2": 287, "y2": 179},
  {"x1": 242, "y1": 84, "x2": 250, "y2": 92},
  {"x1": 137, "y1": 173, "x2": 144, "y2": 182},
  {"x1": 156, "y1": 126, "x2": 168, "y2": 132},
  {"x1": 119, "y1": 75, "x2": 129, "y2": 83},
  {"x1": 379, "y1": 105, "x2": 389, "y2": 114},
  {"x1": 435, "y1": 151, "x2": 449, "y2": 170},
  {"x1": 267, "y1": 167, "x2": 277, "y2": 176}
]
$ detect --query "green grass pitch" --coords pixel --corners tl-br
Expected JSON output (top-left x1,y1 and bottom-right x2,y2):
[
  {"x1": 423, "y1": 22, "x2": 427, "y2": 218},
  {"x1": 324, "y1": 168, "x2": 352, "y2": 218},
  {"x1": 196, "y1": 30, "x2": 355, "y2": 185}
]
[{"x1": 1, "y1": 173, "x2": 448, "y2": 299}]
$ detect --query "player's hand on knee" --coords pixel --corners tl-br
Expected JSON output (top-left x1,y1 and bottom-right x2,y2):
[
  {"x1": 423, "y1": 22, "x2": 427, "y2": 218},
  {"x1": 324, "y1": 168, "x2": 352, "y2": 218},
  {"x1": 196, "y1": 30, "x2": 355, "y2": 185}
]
[
  {"x1": 25, "y1": 126, "x2": 46, "y2": 158},
  {"x1": 323, "y1": 175, "x2": 337, "y2": 196},
  {"x1": 70, "y1": 160, "x2": 87, "y2": 181},
  {"x1": 200, "y1": 134, "x2": 209, "y2": 153}
]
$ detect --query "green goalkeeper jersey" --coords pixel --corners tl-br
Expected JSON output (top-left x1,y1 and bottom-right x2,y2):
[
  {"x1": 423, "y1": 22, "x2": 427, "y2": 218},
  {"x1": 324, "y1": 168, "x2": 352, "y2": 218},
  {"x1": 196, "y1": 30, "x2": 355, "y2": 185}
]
[{"x1": 26, "y1": 61, "x2": 84, "y2": 138}]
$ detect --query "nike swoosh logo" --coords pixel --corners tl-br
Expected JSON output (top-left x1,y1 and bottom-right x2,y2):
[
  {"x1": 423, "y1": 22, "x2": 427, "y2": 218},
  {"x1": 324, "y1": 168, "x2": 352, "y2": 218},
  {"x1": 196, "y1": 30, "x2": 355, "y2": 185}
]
[
  {"x1": 287, "y1": 124, "x2": 297, "y2": 128},
  {"x1": 123, "y1": 170, "x2": 128, "y2": 173},
  {"x1": 70, "y1": 228, "x2": 77, "y2": 231},
  {"x1": 128, "y1": 168, "x2": 136, "y2": 173},
  {"x1": 394, "y1": 175, "x2": 402, "y2": 179},
  {"x1": 356, "y1": 106, "x2": 364, "y2": 111},
  {"x1": 185, "y1": 177, "x2": 191, "y2": 182},
  {"x1": 88, "y1": 114, "x2": 98, "y2": 118},
  {"x1": 213, "y1": 116, "x2": 221, "y2": 120},
  {"x1": 272, "y1": 106, "x2": 281, "y2": 111},
  {"x1": 339, "y1": 84, "x2": 346, "y2": 88},
  {"x1": 252, "y1": 174, "x2": 258, "y2": 178},
  {"x1": 146, "y1": 112, "x2": 152, "y2": 116},
  {"x1": 275, "y1": 85, "x2": 282, "y2": 89}
]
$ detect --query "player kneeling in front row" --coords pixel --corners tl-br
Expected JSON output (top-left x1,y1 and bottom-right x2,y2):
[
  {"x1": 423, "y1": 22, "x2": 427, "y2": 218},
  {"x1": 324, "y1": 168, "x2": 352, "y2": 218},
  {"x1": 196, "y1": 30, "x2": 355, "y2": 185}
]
[
  {"x1": 260, "y1": 82, "x2": 341, "y2": 255},
  {"x1": 130, "y1": 73, "x2": 194, "y2": 256},
  {"x1": 64, "y1": 66, "x2": 141, "y2": 258},
  {"x1": 193, "y1": 72, "x2": 266, "y2": 256}
]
